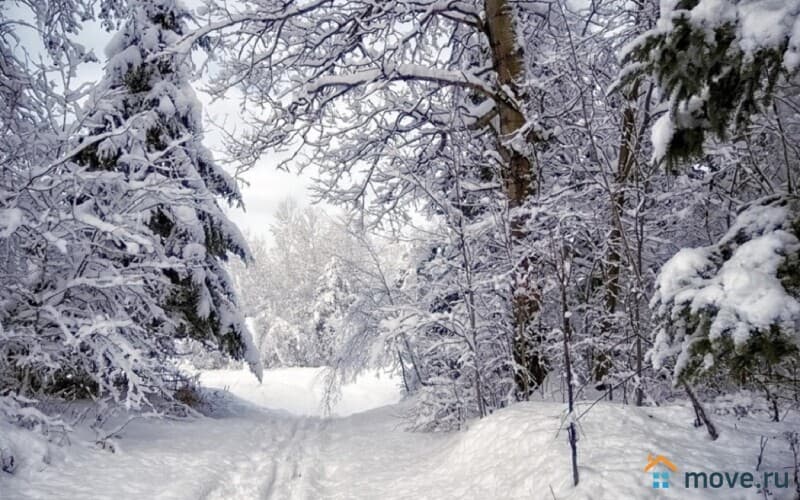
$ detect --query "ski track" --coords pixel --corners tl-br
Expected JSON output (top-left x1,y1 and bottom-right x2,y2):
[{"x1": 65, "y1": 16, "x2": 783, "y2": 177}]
[{"x1": 198, "y1": 415, "x2": 326, "y2": 500}]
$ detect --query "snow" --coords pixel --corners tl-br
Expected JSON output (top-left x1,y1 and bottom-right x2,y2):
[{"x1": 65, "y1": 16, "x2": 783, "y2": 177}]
[
  {"x1": 651, "y1": 112, "x2": 674, "y2": 163},
  {"x1": 651, "y1": 246, "x2": 713, "y2": 306},
  {"x1": 652, "y1": 198, "x2": 800, "y2": 370},
  {"x1": 0, "y1": 420, "x2": 53, "y2": 477},
  {"x1": 197, "y1": 367, "x2": 401, "y2": 417},
  {"x1": 700, "y1": 231, "x2": 800, "y2": 342},
  {"x1": 158, "y1": 95, "x2": 176, "y2": 116},
  {"x1": 659, "y1": 228, "x2": 800, "y2": 347},
  {"x1": 72, "y1": 201, "x2": 152, "y2": 250},
  {"x1": 307, "y1": 64, "x2": 496, "y2": 99},
  {"x1": 3, "y1": 367, "x2": 798, "y2": 500},
  {"x1": 737, "y1": 1, "x2": 795, "y2": 55},
  {"x1": 238, "y1": 328, "x2": 264, "y2": 383},
  {"x1": 182, "y1": 242, "x2": 206, "y2": 261},
  {"x1": 688, "y1": 0, "x2": 738, "y2": 31},
  {"x1": 660, "y1": 0, "x2": 800, "y2": 71},
  {"x1": 0, "y1": 208, "x2": 24, "y2": 238}
]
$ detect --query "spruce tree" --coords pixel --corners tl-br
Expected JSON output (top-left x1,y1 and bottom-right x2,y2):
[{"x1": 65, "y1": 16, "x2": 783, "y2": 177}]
[
  {"x1": 77, "y1": 0, "x2": 261, "y2": 378},
  {"x1": 628, "y1": 0, "x2": 800, "y2": 412},
  {"x1": 622, "y1": 0, "x2": 799, "y2": 165}
]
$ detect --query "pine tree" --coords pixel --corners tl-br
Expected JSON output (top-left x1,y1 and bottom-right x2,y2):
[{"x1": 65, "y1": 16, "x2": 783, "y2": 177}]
[{"x1": 76, "y1": 0, "x2": 261, "y2": 377}]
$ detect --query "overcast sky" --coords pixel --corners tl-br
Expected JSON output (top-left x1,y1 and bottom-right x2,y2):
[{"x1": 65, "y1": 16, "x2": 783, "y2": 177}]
[{"x1": 197, "y1": 88, "x2": 317, "y2": 243}]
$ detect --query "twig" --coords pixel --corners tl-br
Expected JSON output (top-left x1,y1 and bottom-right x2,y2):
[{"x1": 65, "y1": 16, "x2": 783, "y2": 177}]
[{"x1": 756, "y1": 436, "x2": 768, "y2": 472}]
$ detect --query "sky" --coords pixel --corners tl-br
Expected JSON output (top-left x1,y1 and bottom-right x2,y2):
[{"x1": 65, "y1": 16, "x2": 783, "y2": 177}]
[
  {"x1": 197, "y1": 89, "x2": 317, "y2": 242},
  {"x1": 6, "y1": 1, "x2": 319, "y2": 243}
]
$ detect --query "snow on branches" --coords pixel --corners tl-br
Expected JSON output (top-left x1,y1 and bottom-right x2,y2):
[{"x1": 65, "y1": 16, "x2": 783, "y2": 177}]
[
  {"x1": 622, "y1": 0, "x2": 800, "y2": 164},
  {"x1": 651, "y1": 195, "x2": 800, "y2": 384},
  {"x1": 0, "y1": 0, "x2": 259, "y2": 429}
]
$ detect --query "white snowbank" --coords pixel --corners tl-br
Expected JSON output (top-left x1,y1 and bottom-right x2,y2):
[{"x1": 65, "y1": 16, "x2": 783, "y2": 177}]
[{"x1": 322, "y1": 400, "x2": 797, "y2": 499}]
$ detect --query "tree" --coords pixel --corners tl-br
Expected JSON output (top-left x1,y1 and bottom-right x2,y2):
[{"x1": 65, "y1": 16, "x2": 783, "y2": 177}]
[
  {"x1": 651, "y1": 195, "x2": 800, "y2": 421},
  {"x1": 0, "y1": 0, "x2": 113, "y2": 421},
  {"x1": 396, "y1": 196, "x2": 516, "y2": 430},
  {"x1": 626, "y1": 0, "x2": 800, "y2": 425},
  {"x1": 622, "y1": 0, "x2": 800, "y2": 166},
  {"x1": 0, "y1": 0, "x2": 182, "y2": 410},
  {"x1": 0, "y1": 0, "x2": 260, "y2": 425},
  {"x1": 78, "y1": 0, "x2": 261, "y2": 373}
]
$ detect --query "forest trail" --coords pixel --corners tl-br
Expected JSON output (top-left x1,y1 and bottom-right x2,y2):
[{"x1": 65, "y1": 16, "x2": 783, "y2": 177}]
[
  {"x1": 3, "y1": 367, "x2": 797, "y2": 500},
  {"x1": 1, "y1": 367, "x2": 410, "y2": 500},
  {"x1": 198, "y1": 415, "x2": 327, "y2": 500}
]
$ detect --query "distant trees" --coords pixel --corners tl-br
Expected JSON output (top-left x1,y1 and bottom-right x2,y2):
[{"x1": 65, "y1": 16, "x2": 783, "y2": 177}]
[{"x1": 230, "y1": 200, "x2": 368, "y2": 368}]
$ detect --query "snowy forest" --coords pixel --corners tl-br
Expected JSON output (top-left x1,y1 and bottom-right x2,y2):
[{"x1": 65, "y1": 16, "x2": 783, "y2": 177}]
[{"x1": 3, "y1": 0, "x2": 800, "y2": 498}]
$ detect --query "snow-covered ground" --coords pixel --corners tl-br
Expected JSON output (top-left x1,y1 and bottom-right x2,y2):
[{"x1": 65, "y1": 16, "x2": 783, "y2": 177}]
[{"x1": 2, "y1": 367, "x2": 797, "y2": 499}]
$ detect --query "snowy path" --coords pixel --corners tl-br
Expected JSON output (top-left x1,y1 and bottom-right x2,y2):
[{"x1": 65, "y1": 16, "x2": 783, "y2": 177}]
[
  {"x1": 3, "y1": 367, "x2": 798, "y2": 500},
  {"x1": 198, "y1": 416, "x2": 326, "y2": 500},
  {"x1": 2, "y1": 368, "x2": 411, "y2": 500}
]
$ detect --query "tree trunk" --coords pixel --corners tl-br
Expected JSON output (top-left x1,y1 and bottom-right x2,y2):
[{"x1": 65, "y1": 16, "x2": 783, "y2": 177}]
[
  {"x1": 597, "y1": 83, "x2": 638, "y2": 392},
  {"x1": 397, "y1": 348, "x2": 411, "y2": 393},
  {"x1": 684, "y1": 382, "x2": 719, "y2": 440},
  {"x1": 485, "y1": 0, "x2": 546, "y2": 398},
  {"x1": 562, "y1": 281, "x2": 579, "y2": 486}
]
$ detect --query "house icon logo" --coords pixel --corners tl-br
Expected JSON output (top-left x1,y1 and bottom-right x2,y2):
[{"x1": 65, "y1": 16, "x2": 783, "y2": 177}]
[{"x1": 644, "y1": 453, "x2": 678, "y2": 489}]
